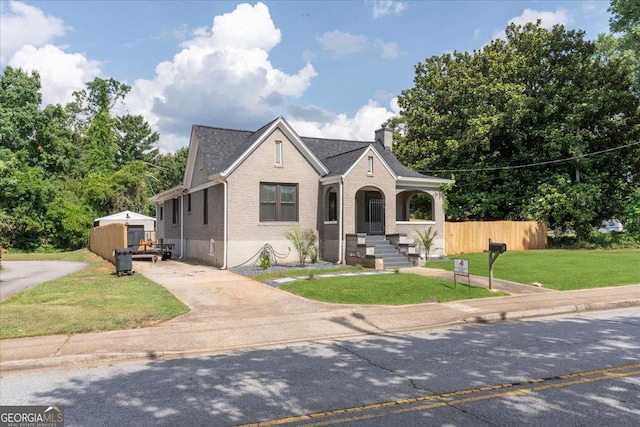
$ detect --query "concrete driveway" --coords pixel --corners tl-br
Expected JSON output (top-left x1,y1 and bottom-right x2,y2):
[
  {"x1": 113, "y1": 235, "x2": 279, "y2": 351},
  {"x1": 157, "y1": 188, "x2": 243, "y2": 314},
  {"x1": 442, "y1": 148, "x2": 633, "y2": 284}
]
[
  {"x1": 0, "y1": 261, "x2": 88, "y2": 301},
  {"x1": 133, "y1": 260, "x2": 338, "y2": 325}
]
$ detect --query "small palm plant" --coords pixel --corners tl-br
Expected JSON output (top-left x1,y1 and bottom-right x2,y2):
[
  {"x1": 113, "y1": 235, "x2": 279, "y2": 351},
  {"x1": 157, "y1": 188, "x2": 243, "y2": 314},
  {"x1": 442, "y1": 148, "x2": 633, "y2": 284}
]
[
  {"x1": 415, "y1": 226, "x2": 439, "y2": 262},
  {"x1": 284, "y1": 225, "x2": 318, "y2": 267}
]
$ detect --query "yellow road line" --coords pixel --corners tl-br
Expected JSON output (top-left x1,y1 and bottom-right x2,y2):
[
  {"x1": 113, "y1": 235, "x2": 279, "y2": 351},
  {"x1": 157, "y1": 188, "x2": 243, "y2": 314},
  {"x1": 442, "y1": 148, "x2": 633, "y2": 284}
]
[{"x1": 236, "y1": 363, "x2": 640, "y2": 427}]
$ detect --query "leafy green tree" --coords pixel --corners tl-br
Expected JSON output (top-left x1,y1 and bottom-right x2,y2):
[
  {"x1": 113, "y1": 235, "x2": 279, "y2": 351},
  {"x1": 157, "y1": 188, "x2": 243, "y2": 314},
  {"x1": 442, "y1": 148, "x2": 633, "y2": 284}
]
[
  {"x1": 0, "y1": 68, "x2": 164, "y2": 250},
  {"x1": 623, "y1": 188, "x2": 640, "y2": 239},
  {"x1": 0, "y1": 160, "x2": 57, "y2": 250},
  {"x1": 69, "y1": 77, "x2": 130, "y2": 120},
  {"x1": 49, "y1": 190, "x2": 94, "y2": 249},
  {"x1": 393, "y1": 22, "x2": 640, "y2": 239},
  {"x1": 596, "y1": 1, "x2": 640, "y2": 97},
  {"x1": 523, "y1": 176, "x2": 601, "y2": 239},
  {"x1": 151, "y1": 147, "x2": 188, "y2": 191}
]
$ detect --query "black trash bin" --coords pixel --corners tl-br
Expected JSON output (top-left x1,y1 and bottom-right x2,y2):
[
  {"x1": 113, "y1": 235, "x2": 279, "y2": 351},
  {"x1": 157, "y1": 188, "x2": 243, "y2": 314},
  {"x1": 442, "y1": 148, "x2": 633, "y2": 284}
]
[{"x1": 114, "y1": 248, "x2": 133, "y2": 276}]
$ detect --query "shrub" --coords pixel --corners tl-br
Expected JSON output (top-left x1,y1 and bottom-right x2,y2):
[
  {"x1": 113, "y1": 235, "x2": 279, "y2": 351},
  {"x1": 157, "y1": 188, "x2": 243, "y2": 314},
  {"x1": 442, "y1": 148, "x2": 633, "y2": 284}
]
[
  {"x1": 415, "y1": 226, "x2": 439, "y2": 261},
  {"x1": 284, "y1": 225, "x2": 318, "y2": 267}
]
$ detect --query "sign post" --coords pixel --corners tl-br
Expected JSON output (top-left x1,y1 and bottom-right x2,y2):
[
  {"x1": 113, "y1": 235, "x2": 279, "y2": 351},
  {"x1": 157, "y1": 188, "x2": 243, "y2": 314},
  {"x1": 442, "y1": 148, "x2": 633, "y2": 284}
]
[
  {"x1": 483, "y1": 238, "x2": 507, "y2": 290},
  {"x1": 453, "y1": 258, "x2": 470, "y2": 289}
]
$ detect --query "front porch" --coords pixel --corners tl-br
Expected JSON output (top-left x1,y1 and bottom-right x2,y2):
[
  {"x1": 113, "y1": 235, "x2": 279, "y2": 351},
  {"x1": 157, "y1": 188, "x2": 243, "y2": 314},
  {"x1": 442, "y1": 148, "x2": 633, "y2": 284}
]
[{"x1": 344, "y1": 233, "x2": 419, "y2": 270}]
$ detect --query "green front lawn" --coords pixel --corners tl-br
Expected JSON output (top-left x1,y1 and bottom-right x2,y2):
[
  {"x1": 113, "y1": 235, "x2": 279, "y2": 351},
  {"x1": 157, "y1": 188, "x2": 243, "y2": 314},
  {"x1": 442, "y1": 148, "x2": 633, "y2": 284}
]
[
  {"x1": 280, "y1": 273, "x2": 507, "y2": 305},
  {"x1": 428, "y1": 249, "x2": 640, "y2": 290},
  {"x1": 0, "y1": 250, "x2": 189, "y2": 339}
]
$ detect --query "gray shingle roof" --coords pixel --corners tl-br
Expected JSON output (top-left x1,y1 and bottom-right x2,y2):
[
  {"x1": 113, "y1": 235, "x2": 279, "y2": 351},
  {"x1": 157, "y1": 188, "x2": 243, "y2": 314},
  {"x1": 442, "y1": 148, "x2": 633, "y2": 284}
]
[
  {"x1": 193, "y1": 118, "x2": 277, "y2": 175},
  {"x1": 192, "y1": 119, "x2": 434, "y2": 179}
]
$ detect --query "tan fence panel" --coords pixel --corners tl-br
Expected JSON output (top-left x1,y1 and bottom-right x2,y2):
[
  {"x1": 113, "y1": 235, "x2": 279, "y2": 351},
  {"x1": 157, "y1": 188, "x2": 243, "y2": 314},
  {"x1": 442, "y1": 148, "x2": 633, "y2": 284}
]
[
  {"x1": 90, "y1": 223, "x2": 127, "y2": 265},
  {"x1": 445, "y1": 221, "x2": 547, "y2": 255}
]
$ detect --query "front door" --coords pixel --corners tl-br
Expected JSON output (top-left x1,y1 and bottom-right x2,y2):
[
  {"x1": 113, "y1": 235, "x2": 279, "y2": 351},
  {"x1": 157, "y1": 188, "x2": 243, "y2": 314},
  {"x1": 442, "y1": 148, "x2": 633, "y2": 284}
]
[{"x1": 366, "y1": 192, "x2": 385, "y2": 235}]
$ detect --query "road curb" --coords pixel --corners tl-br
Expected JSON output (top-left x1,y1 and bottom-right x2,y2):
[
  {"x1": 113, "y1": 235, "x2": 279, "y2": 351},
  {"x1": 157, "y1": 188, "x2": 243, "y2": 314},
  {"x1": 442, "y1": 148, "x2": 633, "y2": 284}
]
[
  {"x1": 2, "y1": 299, "x2": 639, "y2": 375},
  {"x1": 463, "y1": 299, "x2": 640, "y2": 324}
]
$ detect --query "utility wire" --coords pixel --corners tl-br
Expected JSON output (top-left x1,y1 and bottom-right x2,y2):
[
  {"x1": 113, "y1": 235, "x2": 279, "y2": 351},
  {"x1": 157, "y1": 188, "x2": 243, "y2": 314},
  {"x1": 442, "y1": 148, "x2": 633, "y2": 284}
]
[{"x1": 420, "y1": 140, "x2": 640, "y2": 174}]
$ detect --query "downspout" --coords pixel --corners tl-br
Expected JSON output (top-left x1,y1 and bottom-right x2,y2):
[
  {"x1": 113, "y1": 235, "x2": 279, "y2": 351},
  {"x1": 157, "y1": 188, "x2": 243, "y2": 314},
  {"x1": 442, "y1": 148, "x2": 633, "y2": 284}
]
[
  {"x1": 222, "y1": 181, "x2": 228, "y2": 269},
  {"x1": 338, "y1": 177, "x2": 344, "y2": 264},
  {"x1": 180, "y1": 192, "x2": 185, "y2": 259}
]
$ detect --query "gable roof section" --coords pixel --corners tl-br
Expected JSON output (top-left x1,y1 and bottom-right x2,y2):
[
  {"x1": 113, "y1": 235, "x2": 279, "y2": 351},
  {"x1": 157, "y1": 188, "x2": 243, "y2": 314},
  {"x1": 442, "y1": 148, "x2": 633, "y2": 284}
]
[
  {"x1": 183, "y1": 124, "x2": 256, "y2": 186},
  {"x1": 177, "y1": 117, "x2": 453, "y2": 196},
  {"x1": 94, "y1": 210, "x2": 156, "y2": 222},
  {"x1": 223, "y1": 117, "x2": 328, "y2": 177},
  {"x1": 303, "y1": 135, "x2": 452, "y2": 184},
  {"x1": 183, "y1": 117, "x2": 328, "y2": 188}
]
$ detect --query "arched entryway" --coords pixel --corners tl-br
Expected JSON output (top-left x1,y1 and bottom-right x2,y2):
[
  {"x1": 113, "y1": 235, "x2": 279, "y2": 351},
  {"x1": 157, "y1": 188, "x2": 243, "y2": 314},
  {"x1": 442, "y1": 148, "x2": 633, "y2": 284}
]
[{"x1": 355, "y1": 186, "x2": 385, "y2": 234}]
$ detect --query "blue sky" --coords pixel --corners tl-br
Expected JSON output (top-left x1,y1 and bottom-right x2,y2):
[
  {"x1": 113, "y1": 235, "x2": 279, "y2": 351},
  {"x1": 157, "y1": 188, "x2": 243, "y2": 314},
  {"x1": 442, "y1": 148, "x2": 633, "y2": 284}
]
[{"x1": 1, "y1": 1, "x2": 612, "y2": 152}]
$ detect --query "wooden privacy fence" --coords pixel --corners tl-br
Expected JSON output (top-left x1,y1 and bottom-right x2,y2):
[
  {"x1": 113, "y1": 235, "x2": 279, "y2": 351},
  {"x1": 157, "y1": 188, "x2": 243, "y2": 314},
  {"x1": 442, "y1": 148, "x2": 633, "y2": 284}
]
[
  {"x1": 445, "y1": 221, "x2": 547, "y2": 255},
  {"x1": 90, "y1": 223, "x2": 127, "y2": 265}
]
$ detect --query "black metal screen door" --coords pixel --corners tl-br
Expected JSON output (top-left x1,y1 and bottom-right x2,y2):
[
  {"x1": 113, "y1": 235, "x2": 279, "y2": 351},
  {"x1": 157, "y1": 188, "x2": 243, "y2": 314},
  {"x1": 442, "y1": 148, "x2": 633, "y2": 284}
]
[{"x1": 368, "y1": 199, "x2": 385, "y2": 234}]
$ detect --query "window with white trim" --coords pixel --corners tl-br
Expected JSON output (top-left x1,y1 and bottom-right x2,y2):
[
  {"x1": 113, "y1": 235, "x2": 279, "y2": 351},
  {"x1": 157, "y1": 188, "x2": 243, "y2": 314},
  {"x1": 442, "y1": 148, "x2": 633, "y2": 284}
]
[
  {"x1": 325, "y1": 188, "x2": 337, "y2": 221},
  {"x1": 260, "y1": 183, "x2": 298, "y2": 222},
  {"x1": 367, "y1": 156, "x2": 374, "y2": 174},
  {"x1": 275, "y1": 141, "x2": 283, "y2": 166},
  {"x1": 172, "y1": 198, "x2": 179, "y2": 225}
]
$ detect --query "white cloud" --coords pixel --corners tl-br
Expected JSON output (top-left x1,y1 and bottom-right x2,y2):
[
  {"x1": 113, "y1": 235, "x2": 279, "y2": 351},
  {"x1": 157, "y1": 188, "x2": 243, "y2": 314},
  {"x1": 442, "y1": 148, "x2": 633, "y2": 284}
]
[
  {"x1": 370, "y1": 1, "x2": 407, "y2": 19},
  {"x1": 318, "y1": 31, "x2": 368, "y2": 57},
  {"x1": 493, "y1": 8, "x2": 573, "y2": 40},
  {"x1": 189, "y1": 2, "x2": 281, "y2": 51},
  {"x1": 126, "y1": 2, "x2": 317, "y2": 152},
  {"x1": 288, "y1": 99, "x2": 398, "y2": 141},
  {"x1": 375, "y1": 39, "x2": 399, "y2": 60},
  {"x1": 0, "y1": 1, "x2": 68, "y2": 63},
  {"x1": 8, "y1": 44, "x2": 102, "y2": 106}
]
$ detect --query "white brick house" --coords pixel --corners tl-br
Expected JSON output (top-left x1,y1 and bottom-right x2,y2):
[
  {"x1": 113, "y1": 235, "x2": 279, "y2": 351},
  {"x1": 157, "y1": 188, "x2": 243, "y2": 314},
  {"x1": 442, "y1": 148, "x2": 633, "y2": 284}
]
[{"x1": 151, "y1": 117, "x2": 453, "y2": 268}]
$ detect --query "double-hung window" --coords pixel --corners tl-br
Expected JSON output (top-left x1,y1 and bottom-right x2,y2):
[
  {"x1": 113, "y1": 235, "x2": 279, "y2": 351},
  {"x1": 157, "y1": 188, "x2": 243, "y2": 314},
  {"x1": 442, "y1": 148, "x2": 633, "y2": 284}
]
[{"x1": 260, "y1": 183, "x2": 297, "y2": 222}]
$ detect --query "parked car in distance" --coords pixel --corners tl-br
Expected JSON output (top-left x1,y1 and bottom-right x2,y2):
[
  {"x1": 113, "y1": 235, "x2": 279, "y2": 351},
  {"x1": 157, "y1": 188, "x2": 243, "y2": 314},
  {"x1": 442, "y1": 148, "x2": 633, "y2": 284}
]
[{"x1": 598, "y1": 220, "x2": 624, "y2": 233}]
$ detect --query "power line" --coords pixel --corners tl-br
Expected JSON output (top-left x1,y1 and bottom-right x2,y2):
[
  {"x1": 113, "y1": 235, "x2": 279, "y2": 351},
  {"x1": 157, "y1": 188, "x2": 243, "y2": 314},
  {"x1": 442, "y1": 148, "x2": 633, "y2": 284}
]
[{"x1": 421, "y1": 140, "x2": 640, "y2": 174}]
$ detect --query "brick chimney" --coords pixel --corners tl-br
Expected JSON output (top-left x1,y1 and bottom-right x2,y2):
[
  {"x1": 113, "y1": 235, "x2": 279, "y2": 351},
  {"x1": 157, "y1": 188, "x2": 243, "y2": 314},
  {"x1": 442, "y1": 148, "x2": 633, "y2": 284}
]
[{"x1": 375, "y1": 123, "x2": 394, "y2": 151}]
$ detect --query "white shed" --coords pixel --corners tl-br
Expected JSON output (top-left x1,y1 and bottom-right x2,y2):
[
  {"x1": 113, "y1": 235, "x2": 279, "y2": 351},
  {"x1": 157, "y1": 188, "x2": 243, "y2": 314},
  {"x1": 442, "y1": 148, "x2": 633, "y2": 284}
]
[{"x1": 93, "y1": 210, "x2": 156, "y2": 245}]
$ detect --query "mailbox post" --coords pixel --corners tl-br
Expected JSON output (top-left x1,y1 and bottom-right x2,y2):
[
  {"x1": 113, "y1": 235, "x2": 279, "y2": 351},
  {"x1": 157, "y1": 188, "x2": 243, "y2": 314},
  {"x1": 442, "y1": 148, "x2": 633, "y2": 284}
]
[{"x1": 484, "y1": 238, "x2": 506, "y2": 290}]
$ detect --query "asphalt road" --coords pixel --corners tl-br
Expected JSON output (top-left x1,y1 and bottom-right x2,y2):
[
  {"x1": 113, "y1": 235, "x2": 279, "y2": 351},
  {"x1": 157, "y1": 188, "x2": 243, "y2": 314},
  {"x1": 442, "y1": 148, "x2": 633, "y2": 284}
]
[
  {"x1": 1, "y1": 308, "x2": 638, "y2": 426},
  {"x1": 0, "y1": 261, "x2": 87, "y2": 301}
]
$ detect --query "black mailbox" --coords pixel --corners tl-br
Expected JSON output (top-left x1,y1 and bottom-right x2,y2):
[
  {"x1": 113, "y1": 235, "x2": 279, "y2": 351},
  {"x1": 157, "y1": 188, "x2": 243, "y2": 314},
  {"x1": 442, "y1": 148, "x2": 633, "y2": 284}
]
[{"x1": 489, "y1": 242, "x2": 507, "y2": 254}]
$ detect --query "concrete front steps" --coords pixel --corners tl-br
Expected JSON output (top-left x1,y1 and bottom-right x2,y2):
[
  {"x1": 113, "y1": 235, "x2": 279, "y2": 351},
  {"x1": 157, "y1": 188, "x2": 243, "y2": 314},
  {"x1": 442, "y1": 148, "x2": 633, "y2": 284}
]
[{"x1": 365, "y1": 235, "x2": 414, "y2": 269}]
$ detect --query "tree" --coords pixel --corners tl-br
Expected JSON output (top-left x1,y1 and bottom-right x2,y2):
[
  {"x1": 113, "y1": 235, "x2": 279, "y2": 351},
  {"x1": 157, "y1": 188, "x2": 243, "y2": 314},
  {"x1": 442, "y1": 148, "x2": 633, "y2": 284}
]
[
  {"x1": 603, "y1": 0, "x2": 640, "y2": 94},
  {"x1": 151, "y1": 147, "x2": 188, "y2": 191},
  {"x1": 0, "y1": 68, "x2": 164, "y2": 251},
  {"x1": 393, "y1": 22, "x2": 640, "y2": 239},
  {"x1": 69, "y1": 77, "x2": 130, "y2": 120},
  {"x1": 115, "y1": 114, "x2": 159, "y2": 167},
  {"x1": 0, "y1": 67, "x2": 41, "y2": 153}
]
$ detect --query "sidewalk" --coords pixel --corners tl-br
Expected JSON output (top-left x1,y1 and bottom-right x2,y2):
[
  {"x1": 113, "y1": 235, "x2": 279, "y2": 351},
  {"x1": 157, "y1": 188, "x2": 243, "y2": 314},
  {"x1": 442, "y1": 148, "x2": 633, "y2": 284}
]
[{"x1": 1, "y1": 261, "x2": 638, "y2": 374}]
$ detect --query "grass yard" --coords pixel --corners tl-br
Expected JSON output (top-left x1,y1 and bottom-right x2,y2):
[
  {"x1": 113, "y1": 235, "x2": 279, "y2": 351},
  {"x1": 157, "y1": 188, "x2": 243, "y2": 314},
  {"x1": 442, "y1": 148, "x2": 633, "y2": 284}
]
[
  {"x1": 0, "y1": 250, "x2": 189, "y2": 339},
  {"x1": 428, "y1": 249, "x2": 640, "y2": 290},
  {"x1": 280, "y1": 273, "x2": 507, "y2": 305}
]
